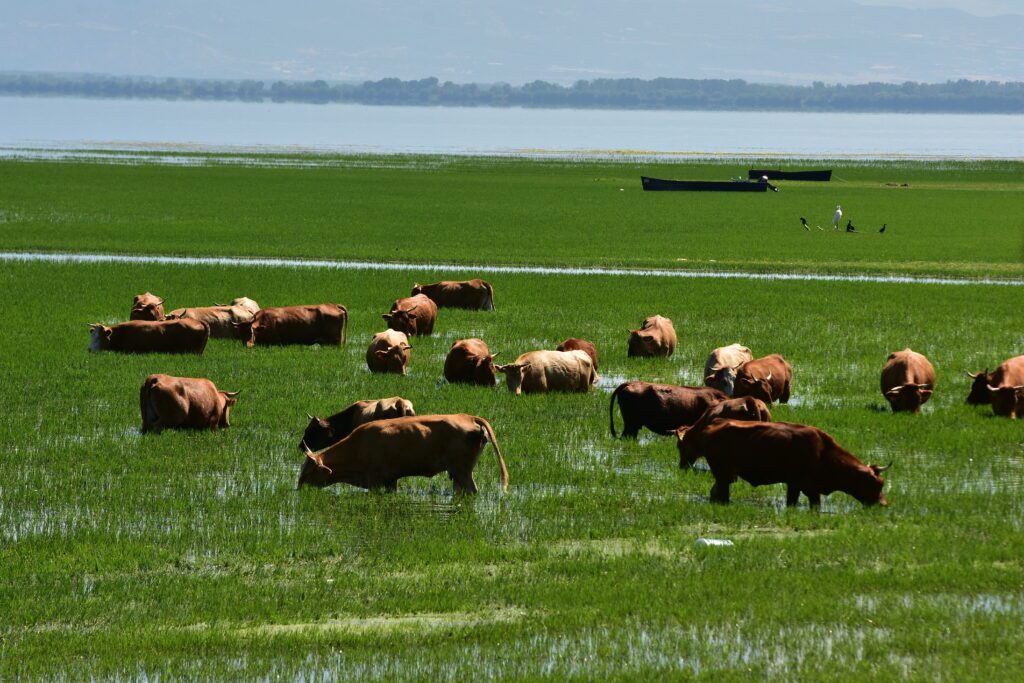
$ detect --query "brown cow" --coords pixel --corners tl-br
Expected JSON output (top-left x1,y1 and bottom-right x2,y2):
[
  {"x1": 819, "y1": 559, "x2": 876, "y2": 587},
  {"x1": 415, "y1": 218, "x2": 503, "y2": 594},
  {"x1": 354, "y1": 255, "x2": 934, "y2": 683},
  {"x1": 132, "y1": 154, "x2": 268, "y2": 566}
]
[
  {"x1": 444, "y1": 338, "x2": 499, "y2": 386},
  {"x1": 677, "y1": 419, "x2": 890, "y2": 507},
  {"x1": 556, "y1": 338, "x2": 598, "y2": 371},
  {"x1": 880, "y1": 348, "x2": 936, "y2": 414},
  {"x1": 298, "y1": 414, "x2": 509, "y2": 494},
  {"x1": 965, "y1": 369, "x2": 992, "y2": 405},
  {"x1": 130, "y1": 292, "x2": 165, "y2": 321},
  {"x1": 411, "y1": 280, "x2": 495, "y2": 310},
  {"x1": 366, "y1": 329, "x2": 412, "y2": 375},
  {"x1": 89, "y1": 319, "x2": 209, "y2": 354},
  {"x1": 733, "y1": 354, "x2": 793, "y2": 404},
  {"x1": 987, "y1": 355, "x2": 1024, "y2": 418},
  {"x1": 301, "y1": 397, "x2": 416, "y2": 452},
  {"x1": 704, "y1": 343, "x2": 754, "y2": 396},
  {"x1": 610, "y1": 381, "x2": 726, "y2": 437},
  {"x1": 383, "y1": 294, "x2": 437, "y2": 336},
  {"x1": 235, "y1": 304, "x2": 347, "y2": 347},
  {"x1": 166, "y1": 304, "x2": 256, "y2": 339},
  {"x1": 627, "y1": 315, "x2": 676, "y2": 358},
  {"x1": 497, "y1": 350, "x2": 597, "y2": 395},
  {"x1": 697, "y1": 396, "x2": 773, "y2": 424},
  {"x1": 140, "y1": 374, "x2": 239, "y2": 433},
  {"x1": 221, "y1": 297, "x2": 260, "y2": 317}
]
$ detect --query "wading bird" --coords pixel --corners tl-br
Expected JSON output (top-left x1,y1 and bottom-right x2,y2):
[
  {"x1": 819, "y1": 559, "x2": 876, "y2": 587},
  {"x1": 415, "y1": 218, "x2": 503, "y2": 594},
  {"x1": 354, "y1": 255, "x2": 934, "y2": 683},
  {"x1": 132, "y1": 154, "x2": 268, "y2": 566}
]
[
  {"x1": 800, "y1": 217, "x2": 810, "y2": 231},
  {"x1": 880, "y1": 224, "x2": 887, "y2": 234},
  {"x1": 832, "y1": 205, "x2": 843, "y2": 230}
]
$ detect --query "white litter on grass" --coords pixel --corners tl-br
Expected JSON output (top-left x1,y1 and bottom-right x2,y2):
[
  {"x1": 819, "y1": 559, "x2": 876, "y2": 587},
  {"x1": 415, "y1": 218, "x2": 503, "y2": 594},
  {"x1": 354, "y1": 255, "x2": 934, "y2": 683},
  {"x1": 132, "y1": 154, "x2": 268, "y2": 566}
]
[
  {"x1": 1, "y1": 251, "x2": 1021, "y2": 288},
  {"x1": 695, "y1": 538, "x2": 734, "y2": 547}
]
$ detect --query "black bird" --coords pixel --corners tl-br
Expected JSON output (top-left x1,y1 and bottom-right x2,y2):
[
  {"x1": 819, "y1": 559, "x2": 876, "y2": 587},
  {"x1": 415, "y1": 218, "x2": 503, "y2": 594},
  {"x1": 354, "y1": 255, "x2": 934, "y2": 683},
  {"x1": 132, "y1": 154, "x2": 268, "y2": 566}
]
[
  {"x1": 879, "y1": 224, "x2": 887, "y2": 234},
  {"x1": 846, "y1": 220, "x2": 857, "y2": 233},
  {"x1": 800, "y1": 217, "x2": 810, "y2": 231}
]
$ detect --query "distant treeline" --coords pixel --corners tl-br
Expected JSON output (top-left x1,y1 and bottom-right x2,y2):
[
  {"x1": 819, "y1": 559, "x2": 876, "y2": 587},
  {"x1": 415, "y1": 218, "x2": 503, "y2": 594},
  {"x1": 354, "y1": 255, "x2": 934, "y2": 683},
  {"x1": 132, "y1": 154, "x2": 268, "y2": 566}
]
[{"x1": 3, "y1": 72, "x2": 1023, "y2": 113}]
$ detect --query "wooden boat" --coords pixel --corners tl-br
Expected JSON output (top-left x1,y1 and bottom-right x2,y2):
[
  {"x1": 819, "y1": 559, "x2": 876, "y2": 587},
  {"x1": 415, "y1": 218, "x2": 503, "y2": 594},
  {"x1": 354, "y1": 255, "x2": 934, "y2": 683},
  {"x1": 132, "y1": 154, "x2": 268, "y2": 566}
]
[
  {"x1": 747, "y1": 169, "x2": 832, "y2": 181},
  {"x1": 641, "y1": 176, "x2": 768, "y2": 192}
]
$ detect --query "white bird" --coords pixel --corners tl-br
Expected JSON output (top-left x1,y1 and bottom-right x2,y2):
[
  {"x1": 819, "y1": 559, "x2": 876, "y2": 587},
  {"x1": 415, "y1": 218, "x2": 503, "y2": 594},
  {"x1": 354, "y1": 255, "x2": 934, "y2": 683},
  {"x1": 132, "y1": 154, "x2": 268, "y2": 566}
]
[{"x1": 832, "y1": 205, "x2": 842, "y2": 230}]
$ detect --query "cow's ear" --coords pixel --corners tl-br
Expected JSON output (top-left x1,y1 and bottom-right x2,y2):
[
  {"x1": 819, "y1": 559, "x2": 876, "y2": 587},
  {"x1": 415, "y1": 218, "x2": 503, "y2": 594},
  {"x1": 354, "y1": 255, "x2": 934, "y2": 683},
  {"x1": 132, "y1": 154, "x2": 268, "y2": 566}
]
[
  {"x1": 675, "y1": 427, "x2": 688, "y2": 441},
  {"x1": 102, "y1": 327, "x2": 113, "y2": 339}
]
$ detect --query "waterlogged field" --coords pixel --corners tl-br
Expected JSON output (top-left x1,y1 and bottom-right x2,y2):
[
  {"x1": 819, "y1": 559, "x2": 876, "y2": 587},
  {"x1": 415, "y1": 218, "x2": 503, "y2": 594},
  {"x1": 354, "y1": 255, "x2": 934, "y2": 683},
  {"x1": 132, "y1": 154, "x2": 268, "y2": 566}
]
[
  {"x1": 0, "y1": 156, "x2": 1023, "y2": 278},
  {"x1": 1, "y1": 253, "x2": 1023, "y2": 679}
]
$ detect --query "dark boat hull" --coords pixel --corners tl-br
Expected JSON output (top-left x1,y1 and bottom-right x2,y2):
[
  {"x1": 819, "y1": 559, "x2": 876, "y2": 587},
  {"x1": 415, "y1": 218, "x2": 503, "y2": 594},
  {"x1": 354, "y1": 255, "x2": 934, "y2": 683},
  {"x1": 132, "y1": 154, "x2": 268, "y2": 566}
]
[
  {"x1": 641, "y1": 176, "x2": 768, "y2": 192},
  {"x1": 748, "y1": 169, "x2": 832, "y2": 181}
]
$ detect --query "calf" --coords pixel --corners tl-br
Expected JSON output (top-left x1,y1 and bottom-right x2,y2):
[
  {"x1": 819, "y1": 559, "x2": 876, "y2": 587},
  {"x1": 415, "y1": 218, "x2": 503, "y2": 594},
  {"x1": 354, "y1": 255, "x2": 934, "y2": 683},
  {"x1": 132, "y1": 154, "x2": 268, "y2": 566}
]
[
  {"x1": 556, "y1": 338, "x2": 598, "y2": 371},
  {"x1": 89, "y1": 319, "x2": 209, "y2": 354},
  {"x1": 703, "y1": 343, "x2": 753, "y2": 396},
  {"x1": 130, "y1": 292, "x2": 165, "y2": 321},
  {"x1": 383, "y1": 294, "x2": 438, "y2": 336},
  {"x1": 733, "y1": 354, "x2": 793, "y2": 404},
  {"x1": 301, "y1": 397, "x2": 416, "y2": 452},
  {"x1": 366, "y1": 329, "x2": 412, "y2": 374},
  {"x1": 444, "y1": 338, "x2": 499, "y2": 385},
  {"x1": 610, "y1": 381, "x2": 726, "y2": 437},
  {"x1": 411, "y1": 279, "x2": 495, "y2": 310},
  {"x1": 236, "y1": 304, "x2": 348, "y2": 347},
  {"x1": 140, "y1": 374, "x2": 239, "y2": 432},
  {"x1": 880, "y1": 348, "x2": 935, "y2": 414},
  {"x1": 627, "y1": 315, "x2": 676, "y2": 358},
  {"x1": 497, "y1": 350, "x2": 597, "y2": 395}
]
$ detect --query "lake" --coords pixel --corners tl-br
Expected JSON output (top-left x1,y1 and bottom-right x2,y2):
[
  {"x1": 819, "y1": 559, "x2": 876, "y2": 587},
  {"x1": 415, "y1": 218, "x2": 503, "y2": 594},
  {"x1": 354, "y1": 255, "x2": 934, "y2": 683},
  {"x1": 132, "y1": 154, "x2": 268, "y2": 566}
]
[{"x1": 1, "y1": 96, "x2": 1022, "y2": 159}]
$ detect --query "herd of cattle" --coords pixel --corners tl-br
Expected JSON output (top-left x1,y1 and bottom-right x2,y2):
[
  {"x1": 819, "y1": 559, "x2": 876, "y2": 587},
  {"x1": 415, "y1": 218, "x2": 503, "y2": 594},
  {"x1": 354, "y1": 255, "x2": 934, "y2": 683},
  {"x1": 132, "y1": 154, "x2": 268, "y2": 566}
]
[{"x1": 88, "y1": 279, "x2": 1024, "y2": 507}]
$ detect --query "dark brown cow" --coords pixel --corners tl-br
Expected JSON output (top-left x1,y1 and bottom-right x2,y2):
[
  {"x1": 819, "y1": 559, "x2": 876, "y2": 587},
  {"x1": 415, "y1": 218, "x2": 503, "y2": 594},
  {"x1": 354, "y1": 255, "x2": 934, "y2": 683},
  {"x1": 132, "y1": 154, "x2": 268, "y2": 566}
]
[
  {"x1": 301, "y1": 397, "x2": 416, "y2": 452},
  {"x1": 366, "y1": 329, "x2": 411, "y2": 375},
  {"x1": 444, "y1": 338, "x2": 499, "y2": 386},
  {"x1": 235, "y1": 304, "x2": 348, "y2": 348},
  {"x1": 987, "y1": 355, "x2": 1024, "y2": 418},
  {"x1": 965, "y1": 369, "x2": 992, "y2": 405},
  {"x1": 411, "y1": 279, "x2": 495, "y2": 310},
  {"x1": 556, "y1": 338, "x2": 598, "y2": 371},
  {"x1": 130, "y1": 292, "x2": 165, "y2": 321},
  {"x1": 880, "y1": 348, "x2": 936, "y2": 414},
  {"x1": 298, "y1": 414, "x2": 509, "y2": 494},
  {"x1": 677, "y1": 419, "x2": 889, "y2": 507},
  {"x1": 609, "y1": 381, "x2": 726, "y2": 438},
  {"x1": 89, "y1": 319, "x2": 209, "y2": 354},
  {"x1": 627, "y1": 315, "x2": 676, "y2": 358},
  {"x1": 697, "y1": 396, "x2": 773, "y2": 424},
  {"x1": 166, "y1": 304, "x2": 255, "y2": 339},
  {"x1": 140, "y1": 374, "x2": 239, "y2": 433},
  {"x1": 383, "y1": 294, "x2": 437, "y2": 336},
  {"x1": 733, "y1": 354, "x2": 793, "y2": 404}
]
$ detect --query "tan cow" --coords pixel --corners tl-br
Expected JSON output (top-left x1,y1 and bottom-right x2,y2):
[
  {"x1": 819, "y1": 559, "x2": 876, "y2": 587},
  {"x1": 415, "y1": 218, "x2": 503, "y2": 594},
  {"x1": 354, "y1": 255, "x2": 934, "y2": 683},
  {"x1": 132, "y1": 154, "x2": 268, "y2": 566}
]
[
  {"x1": 411, "y1": 280, "x2": 495, "y2": 310},
  {"x1": 301, "y1": 397, "x2": 416, "y2": 451},
  {"x1": 733, "y1": 354, "x2": 793, "y2": 404},
  {"x1": 89, "y1": 319, "x2": 209, "y2": 354},
  {"x1": 235, "y1": 304, "x2": 348, "y2": 347},
  {"x1": 140, "y1": 374, "x2": 239, "y2": 432},
  {"x1": 298, "y1": 414, "x2": 509, "y2": 493},
  {"x1": 223, "y1": 297, "x2": 260, "y2": 317},
  {"x1": 880, "y1": 348, "x2": 936, "y2": 414},
  {"x1": 987, "y1": 355, "x2": 1024, "y2": 418},
  {"x1": 366, "y1": 329, "x2": 412, "y2": 374},
  {"x1": 444, "y1": 338, "x2": 499, "y2": 385},
  {"x1": 165, "y1": 304, "x2": 256, "y2": 339},
  {"x1": 704, "y1": 343, "x2": 754, "y2": 396},
  {"x1": 130, "y1": 292, "x2": 165, "y2": 321},
  {"x1": 383, "y1": 294, "x2": 437, "y2": 336},
  {"x1": 627, "y1": 315, "x2": 676, "y2": 358},
  {"x1": 497, "y1": 349, "x2": 597, "y2": 395}
]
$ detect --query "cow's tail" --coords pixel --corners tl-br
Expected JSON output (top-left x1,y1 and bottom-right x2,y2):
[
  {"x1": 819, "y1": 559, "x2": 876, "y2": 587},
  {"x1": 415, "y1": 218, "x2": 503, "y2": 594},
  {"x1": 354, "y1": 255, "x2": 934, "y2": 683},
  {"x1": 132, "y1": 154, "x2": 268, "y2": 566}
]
[
  {"x1": 483, "y1": 282, "x2": 495, "y2": 311},
  {"x1": 609, "y1": 383, "x2": 625, "y2": 437},
  {"x1": 475, "y1": 417, "x2": 509, "y2": 492}
]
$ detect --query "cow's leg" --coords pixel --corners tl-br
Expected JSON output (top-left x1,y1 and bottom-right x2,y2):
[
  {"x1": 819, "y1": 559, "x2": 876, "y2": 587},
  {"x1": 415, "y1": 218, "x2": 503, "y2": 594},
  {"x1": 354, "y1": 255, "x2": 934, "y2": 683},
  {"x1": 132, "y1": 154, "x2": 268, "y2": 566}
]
[
  {"x1": 451, "y1": 470, "x2": 478, "y2": 494},
  {"x1": 710, "y1": 480, "x2": 730, "y2": 504},
  {"x1": 780, "y1": 379, "x2": 791, "y2": 404},
  {"x1": 383, "y1": 479, "x2": 399, "y2": 492},
  {"x1": 786, "y1": 483, "x2": 801, "y2": 507}
]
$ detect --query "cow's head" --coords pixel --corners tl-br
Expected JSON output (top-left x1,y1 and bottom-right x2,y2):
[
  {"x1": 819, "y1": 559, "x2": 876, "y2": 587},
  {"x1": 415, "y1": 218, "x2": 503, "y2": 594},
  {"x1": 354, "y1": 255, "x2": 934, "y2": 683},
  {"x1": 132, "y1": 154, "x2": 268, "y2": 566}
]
[
  {"x1": 853, "y1": 463, "x2": 891, "y2": 506},
  {"x1": 884, "y1": 383, "x2": 933, "y2": 414},
  {"x1": 383, "y1": 307, "x2": 418, "y2": 336},
  {"x1": 88, "y1": 323, "x2": 112, "y2": 352},
  {"x1": 966, "y1": 370, "x2": 992, "y2": 405},
  {"x1": 676, "y1": 427, "x2": 699, "y2": 469},
  {"x1": 627, "y1": 329, "x2": 658, "y2": 357},
  {"x1": 232, "y1": 319, "x2": 257, "y2": 347},
  {"x1": 472, "y1": 352, "x2": 499, "y2": 385},
  {"x1": 496, "y1": 361, "x2": 530, "y2": 395},
  {"x1": 736, "y1": 371, "x2": 773, "y2": 403},
  {"x1": 218, "y1": 390, "x2": 241, "y2": 427},
  {"x1": 230, "y1": 297, "x2": 260, "y2": 316},
  {"x1": 374, "y1": 343, "x2": 412, "y2": 374},
  {"x1": 130, "y1": 302, "x2": 164, "y2": 321},
  {"x1": 705, "y1": 365, "x2": 740, "y2": 396},
  {"x1": 988, "y1": 384, "x2": 1024, "y2": 418},
  {"x1": 300, "y1": 414, "x2": 337, "y2": 453},
  {"x1": 297, "y1": 442, "x2": 333, "y2": 488},
  {"x1": 410, "y1": 283, "x2": 423, "y2": 297}
]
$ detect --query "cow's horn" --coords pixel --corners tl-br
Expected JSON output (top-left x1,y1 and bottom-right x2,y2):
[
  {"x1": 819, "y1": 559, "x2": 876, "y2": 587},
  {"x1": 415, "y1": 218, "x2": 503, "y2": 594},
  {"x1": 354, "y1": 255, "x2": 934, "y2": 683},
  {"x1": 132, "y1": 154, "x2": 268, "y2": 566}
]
[
  {"x1": 874, "y1": 462, "x2": 892, "y2": 473},
  {"x1": 966, "y1": 371, "x2": 979, "y2": 379},
  {"x1": 988, "y1": 385, "x2": 1000, "y2": 393},
  {"x1": 915, "y1": 383, "x2": 931, "y2": 389},
  {"x1": 490, "y1": 351, "x2": 500, "y2": 360},
  {"x1": 885, "y1": 387, "x2": 902, "y2": 396},
  {"x1": 214, "y1": 302, "x2": 226, "y2": 307},
  {"x1": 156, "y1": 298, "x2": 164, "y2": 304},
  {"x1": 764, "y1": 371, "x2": 772, "y2": 382},
  {"x1": 305, "y1": 413, "x2": 316, "y2": 421},
  {"x1": 406, "y1": 304, "x2": 418, "y2": 312},
  {"x1": 223, "y1": 390, "x2": 241, "y2": 397},
  {"x1": 1014, "y1": 385, "x2": 1024, "y2": 390}
]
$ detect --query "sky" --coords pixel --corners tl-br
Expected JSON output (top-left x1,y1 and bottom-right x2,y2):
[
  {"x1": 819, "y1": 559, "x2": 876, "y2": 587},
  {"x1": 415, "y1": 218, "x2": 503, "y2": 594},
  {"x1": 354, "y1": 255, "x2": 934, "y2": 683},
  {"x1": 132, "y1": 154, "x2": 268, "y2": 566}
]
[{"x1": 1, "y1": 1, "x2": 1022, "y2": 85}]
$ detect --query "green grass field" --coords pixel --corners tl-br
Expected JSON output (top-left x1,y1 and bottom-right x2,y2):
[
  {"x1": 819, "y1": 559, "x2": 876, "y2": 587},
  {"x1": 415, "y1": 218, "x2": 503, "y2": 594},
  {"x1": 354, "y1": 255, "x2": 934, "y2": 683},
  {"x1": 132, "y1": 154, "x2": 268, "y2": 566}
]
[{"x1": 1, "y1": 157, "x2": 1023, "y2": 680}]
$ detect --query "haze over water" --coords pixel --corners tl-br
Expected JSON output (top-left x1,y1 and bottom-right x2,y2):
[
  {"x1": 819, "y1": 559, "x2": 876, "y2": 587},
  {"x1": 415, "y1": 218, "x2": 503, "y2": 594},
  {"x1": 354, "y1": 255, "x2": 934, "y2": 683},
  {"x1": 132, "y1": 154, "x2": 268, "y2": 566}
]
[{"x1": 2, "y1": 96, "x2": 1022, "y2": 159}]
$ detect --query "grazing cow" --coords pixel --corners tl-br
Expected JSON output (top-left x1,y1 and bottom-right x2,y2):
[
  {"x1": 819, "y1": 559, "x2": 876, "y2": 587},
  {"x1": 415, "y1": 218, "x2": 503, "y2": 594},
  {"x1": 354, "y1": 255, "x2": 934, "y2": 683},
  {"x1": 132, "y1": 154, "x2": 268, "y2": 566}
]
[
  {"x1": 140, "y1": 374, "x2": 239, "y2": 433},
  {"x1": 986, "y1": 355, "x2": 1024, "y2": 418},
  {"x1": 411, "y1": 280, "x2": 495, "y2": 310},
  {"x1": 130, "y1": 292, "x2": 165, "y2": 321},
  {"x1": 298, "y1": 414, "x2": 509, "y2": 494},
  {"x1": 383, "y1": 294, "x2": 438, "y2": 336},
  {"x1": 235, "y1": 304, "x2": 348, "y2": 348},
  {"x1": 444, "y1": 338, "x2": 499, "y2": 386},
  {"x1": 609, "y1": 381, "x2": 726, "y2": 437},
  {"x1": 677, "y1": 419, "x2": 890, "y2": 507},
  {"x1": 366, "y1": 329, "x2": 412, "y2": 375},
  {"x1": 965, "y1": 369, "x2": 992, "y2": 405},
  {"x1": 697, "y1": 396, "x2": 773, "y2": 424},
  {"x1": 627, "y1": 315, "x2": 676, "y2": 358},
  {"x1": 223, "y1": 297, "x2": 260, "y2": 316},
  {"x1": 704, "y1": 343, "x2": 754, "y2": 396},
  {"x1": 301, "y1": 397, "x2": 416, "y2": 452},
  {"x1": 733, "y1": 354, "x2": 793, "y2": 404},
  {"x1": 165, "y1": 304, "x2": 256, "y2": 339},
  {"x1": 556, "y1": 338, "x2": 599, "y2": 371},
  {"x1": 497, "y1": 350, "x2": 597, "y2": 395},
  {"x1": 89, "y1": 319, "x2": 209, "y2": 354},
  {"x1": 880, "y1": 348, "x2": 936, "y2": 414}
]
